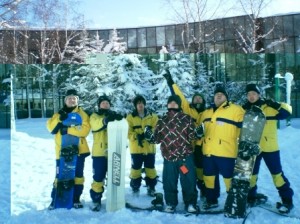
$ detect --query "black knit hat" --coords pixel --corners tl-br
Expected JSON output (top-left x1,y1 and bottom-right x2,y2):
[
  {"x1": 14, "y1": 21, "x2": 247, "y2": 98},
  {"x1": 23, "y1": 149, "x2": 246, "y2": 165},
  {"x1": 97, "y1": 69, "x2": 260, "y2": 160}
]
[
  {"x1": 192, "y1": 93, "x2": 206, "y2": 104},
  {"x1": 246, "y1": 83, "x2": 261, "y2": 94},
  {"x1": 97, "y1": 95, "x2": 111, "y2": 106},
  {"x1": 167, "y1": 95, "x2": 181, "y2": 108},
  {"x1": 133, "y1": 95, "x2": 146, "y2": 108},
  {"x1": 65, "y1": 89, "x2": 78, "y2": 97},
  {"x1": 214, "y1": 85, "x2": 228, "y2": 99}
]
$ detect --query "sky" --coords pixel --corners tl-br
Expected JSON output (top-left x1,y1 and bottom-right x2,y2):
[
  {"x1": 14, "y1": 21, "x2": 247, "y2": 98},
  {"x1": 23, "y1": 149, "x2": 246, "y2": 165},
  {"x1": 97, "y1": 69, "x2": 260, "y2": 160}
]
[
  {"x1": 80, "y1": 0, "x2": 300, "y2": 29},
  {"x1": 1, "y1": 118, "x2": 300, "y2": 223}
]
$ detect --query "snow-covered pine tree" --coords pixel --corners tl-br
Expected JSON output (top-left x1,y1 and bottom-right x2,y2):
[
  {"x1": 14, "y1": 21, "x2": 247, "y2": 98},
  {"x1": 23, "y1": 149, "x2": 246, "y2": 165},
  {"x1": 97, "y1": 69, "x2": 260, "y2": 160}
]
[
  {"x1": 104, "y1": 53, "x2": 155, "y2": 115},
  {"x1": 103, "y1": 28, "x2": 127, "y2": 54},
  {"x1": 151, "y1": 52, "x2": 196, "y2": 113},
  {"x1": 62, "y1": 63, "x2": 109, "y2": 114}
]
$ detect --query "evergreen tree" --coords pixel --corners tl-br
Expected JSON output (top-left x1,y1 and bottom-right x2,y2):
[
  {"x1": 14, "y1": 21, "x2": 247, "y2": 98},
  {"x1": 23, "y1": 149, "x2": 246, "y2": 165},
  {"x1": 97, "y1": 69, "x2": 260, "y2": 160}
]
[
  {"x1": 104, "y1": 53, "x2": 155, "y2": 115},
  {"x1": 151, "y1": 52, "x2": 196, "y2": 113}
]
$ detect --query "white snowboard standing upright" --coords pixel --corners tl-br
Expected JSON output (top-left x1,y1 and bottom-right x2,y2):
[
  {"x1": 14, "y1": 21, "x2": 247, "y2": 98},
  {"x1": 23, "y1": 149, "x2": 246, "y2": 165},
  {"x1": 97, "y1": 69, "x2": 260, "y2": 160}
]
[{"x1": 106, "y1": 119, "x2": 128, "y2": 212}]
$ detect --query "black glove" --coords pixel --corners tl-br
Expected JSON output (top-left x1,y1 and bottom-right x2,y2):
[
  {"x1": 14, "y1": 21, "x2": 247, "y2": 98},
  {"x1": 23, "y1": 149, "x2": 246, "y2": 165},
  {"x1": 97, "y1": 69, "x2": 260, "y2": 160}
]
[
  {"x1": 195, "y1": 124, "x2": 204, "y2": 138},
  {"x1": 137, "y1": 133, "x2": 145, "y2": 147},
  {"x1": 238, "y1": 141, "x2": 260, "y2": 160},
  {"x1": 163, "y1": 69, "x2": 174, "y2": 86},
  {"x1": 58, "y1": 109, "x2": 68, "y2": 121},
  {"x1": 265, "y1": 99, "x2": 281, "y2": 110},
  {"x1": 144, "y1": 126, "x2": 155, "y2": 143},
  {"x1": 114, "y1": 113, "x2": 123, "y2": 121},
  {"x1": 60, "y1": 125, "x2": 68, "y2": 135}
]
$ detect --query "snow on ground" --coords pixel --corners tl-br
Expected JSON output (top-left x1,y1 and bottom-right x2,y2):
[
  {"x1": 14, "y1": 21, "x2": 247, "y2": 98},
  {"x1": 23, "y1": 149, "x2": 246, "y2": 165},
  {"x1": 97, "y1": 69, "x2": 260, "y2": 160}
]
[{"x1": 1, "y1": 118, "x2": 300, "y2": 224}]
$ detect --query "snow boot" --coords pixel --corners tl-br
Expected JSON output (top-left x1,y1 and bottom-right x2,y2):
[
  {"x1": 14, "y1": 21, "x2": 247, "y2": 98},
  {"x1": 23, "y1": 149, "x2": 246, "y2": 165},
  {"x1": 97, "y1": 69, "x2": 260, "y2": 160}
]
[
  {"x1": 247, "y1": 193, "x2": 268, "y2": 207},
  {"x1": 276, "y1": 198, "x2": 294, "y2": 214},
  {"x1": 203, "y1": 199, "x2": 218, "y2": 210},
  {"x1": 73, "y1": 196, "x2": 84, "y2": 209},
  {"x1": 151, "y1": 192, "x2": 164, "y2": 210},
  {"x1": 48, "y1": 200, "x2": 55, "y2": 210},
  {"x1": 186, "y1": 204, "x2": 199, "y2": 214},
  {"x1": 147, "y1": 186, "x2": 156, "y2": 197},
  {"x1": 91, "y1": 198, "x2": 102, "y2": 212},
  {"x1": 164, "y1": 205, "x2": 176, "y2": 213}
]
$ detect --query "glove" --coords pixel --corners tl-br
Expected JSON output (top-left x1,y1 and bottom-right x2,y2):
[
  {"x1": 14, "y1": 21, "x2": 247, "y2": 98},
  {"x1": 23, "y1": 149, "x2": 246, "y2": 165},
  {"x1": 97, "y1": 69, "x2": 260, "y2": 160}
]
[
  {"x1": 104, "y1": 112, "x2": 117, "y2": 123},
  {"x1": 60, "y1": 125, "x2": 68, "y2": 135},
  {"x1": 58, "y1": 109, "x2": 68, "y2": 121},
  {"x1": 137, "y1": 133, "x2": 145, "y2": 147},
  {"x1": 163, "y1": 69, "x2": 174, "y2": 86},
  {"x1": 265, "y1": 99, "x2": 281, "y2": 110},
  {"x1": 114, "y1": 113, "x2": 123, "y2": 121},
  {"x1": 144, "y1": 126, "x2": 155, "y2": 143},
  {"x1": 238, "y1": 141, "x2": 260, "y2": 160},
  {"x1": 195, "y1": 124, "x2": 204, "y2": 138}
]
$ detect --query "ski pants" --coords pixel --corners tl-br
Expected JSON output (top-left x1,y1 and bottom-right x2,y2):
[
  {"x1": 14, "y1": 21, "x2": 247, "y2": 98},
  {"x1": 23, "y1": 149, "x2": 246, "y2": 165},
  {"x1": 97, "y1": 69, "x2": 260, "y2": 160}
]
[
  {"x1": 130, "y1": 153, "x2": 157, "y2": 189},
  {"x1": 90, "y1": 156, "x2": 107, "y2": 202},
  {"x1": 203, "y1": 155, "x2": 235, "y2": 202},
  {"x1": 162, "y1": 154, "x2": 198, "y2": 207},
  {"x1": 249, "y1": 150, "x2": 294, "y2": 200},
  {"x1": 51, "y1": 154, "x2": 86, "y2": 200}
]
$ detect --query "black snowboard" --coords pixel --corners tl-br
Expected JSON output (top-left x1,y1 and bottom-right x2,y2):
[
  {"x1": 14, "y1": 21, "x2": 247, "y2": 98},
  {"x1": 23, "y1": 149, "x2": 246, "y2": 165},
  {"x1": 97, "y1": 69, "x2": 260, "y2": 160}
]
[{"x1": 224, "y1": 106, "x2": 266, "y2": 218}]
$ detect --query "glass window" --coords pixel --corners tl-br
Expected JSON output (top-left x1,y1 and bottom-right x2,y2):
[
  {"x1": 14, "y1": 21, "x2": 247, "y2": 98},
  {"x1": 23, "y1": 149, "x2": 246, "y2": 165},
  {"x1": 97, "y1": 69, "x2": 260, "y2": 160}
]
[
  {"x1": 273, "y1": 39, "x2": 284, "y2": 53},
  {"x1": 194, "y1": 22, "x2": 205, "y2": 42},
  {"x1": 128, "y1": 29, "x2": 137, "y2": 48},
  {"x1": 146, "y1": 47, "x2": 157, "y2": 54},
  {"x1": 214, "y1": 19, "x2": 224, "y2": 41},
  {"x1": 146, "y1": 27, "x2": 156, "y2": 47},
  {"x1": 284, "y1": 38, "x2": 295, "y2": 53},
  {"x1": 224, "y1": 17, "x2": 235, "y2": 40},
  {"x1": 293, "y1": 14, "x2": 300, "y2": 35},
  {"x1": 204, "y1": 20, "x2": 215, "y2": 42},
  {"x1": 264, "y1": 39, "x2": 274, "y2": 53},
  {"x1": 118, "y1": 29, "x2": 128, "y2": 44},
  {"x1": 273, "y1": 16, "x2": 283, "y2": 39},
  {"x1": 175, "y1": 24, "x2": 185, "y2": 45},
  {"x1": 215, "y1": 41, "x2": 224, "y2": 53},
  {"x1": 156, "y1": 26, "x2": 165, "y2": 46},
  {"x1": 165, "y1": 25, "x2": 175, "y2": 47},
  {"x1": 98, "y1": 30, "x2": 109, "y2": 42},
  {"x1": 295, "y1": 37, "x2": 300, "y2": 53},
  {"x1": 224, "y1": 40, "x2": 236, "y2": 53},
  {"x1": 283, "y1": 16, "x2": 294, "y2": 36},
  {"x1": 137, "y1": 28, "x2": 146, "y2": 48},
  {"x1": 263, "y1": 17, "x2": 274, "y2": 40}
]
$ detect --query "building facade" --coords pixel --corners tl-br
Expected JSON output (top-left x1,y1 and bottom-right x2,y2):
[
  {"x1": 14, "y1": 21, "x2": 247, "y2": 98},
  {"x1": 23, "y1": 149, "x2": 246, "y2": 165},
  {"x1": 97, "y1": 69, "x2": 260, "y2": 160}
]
[{"x1": 0, "y1": 13, "x2": 299, "y2": 128}]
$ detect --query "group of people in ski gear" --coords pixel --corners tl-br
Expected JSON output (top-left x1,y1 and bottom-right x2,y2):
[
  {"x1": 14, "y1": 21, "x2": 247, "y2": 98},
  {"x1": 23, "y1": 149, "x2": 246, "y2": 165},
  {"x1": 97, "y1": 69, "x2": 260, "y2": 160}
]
[{"x1": 46, "y1": 69, "x2": 294, "y2": 215}]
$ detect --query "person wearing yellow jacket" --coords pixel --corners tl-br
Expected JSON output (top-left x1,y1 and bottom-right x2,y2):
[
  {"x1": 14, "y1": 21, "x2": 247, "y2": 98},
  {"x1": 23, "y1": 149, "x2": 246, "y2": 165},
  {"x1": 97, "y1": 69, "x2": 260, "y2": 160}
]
[
  {"x1": 46, "y1": 89, "x2": 91, "y2": 209},
  {"x1": 126, "y1": 95, "x2": 158, "y2": 196},
  {"x1": 89, "y1": 95, "x2": 123, "y2": 211},
  {"x1": 243, "y1": 83, "x2": 294, "y2": 213},
  {"x1": 163, "y1": 70, "x2": 209, "y2": 197},
  {"x1": 199, "y1": 85, "x2": 244, "y2": 209}
]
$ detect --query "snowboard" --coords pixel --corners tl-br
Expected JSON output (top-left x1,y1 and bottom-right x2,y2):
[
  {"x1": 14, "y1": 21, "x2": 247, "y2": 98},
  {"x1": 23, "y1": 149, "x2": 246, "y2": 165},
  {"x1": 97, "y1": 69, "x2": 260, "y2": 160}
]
[
  {"x1": 106, "y1": 119, "x2": 128, "y2": 212},
  {"x1": 54, "y1": 112, "x2": 82, "y2": 209},
  {"x1": 126, "y1": 192, "x2": 223, "y2": 216},
  {"x1": 258, "y1": 203, "x2": 300, "y2": 220},
  {"x1": 224, "y1": 106, "x2": 266, "y2": 218}
]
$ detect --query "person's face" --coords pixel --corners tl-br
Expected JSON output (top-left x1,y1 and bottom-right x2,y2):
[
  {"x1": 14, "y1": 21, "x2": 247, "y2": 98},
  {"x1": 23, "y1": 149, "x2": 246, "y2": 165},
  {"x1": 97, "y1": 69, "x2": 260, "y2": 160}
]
[
  {"x1": 168, "y1": 101, "x2": 179, "y2": 109},
  {"x1": 193, "y1": 95, "x2": 203, "y2": 104},
  {"x1": 99, "y1": 100, "x2": 110, "y2": 109},
  {"x1": 65, "y1": 95, "x2": 78, "y2": 107},
  {"x1": 247, "y1": 91, "x2": 260, "y2": 103},
  {"x1": 136, "y1": 101, "x2": 145, "y2": 112},
  {"x1": 214, "y1": 92, "x2": 227, "y2": 107}
]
